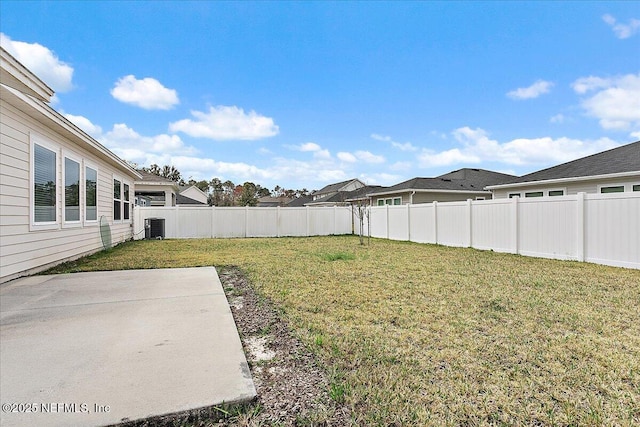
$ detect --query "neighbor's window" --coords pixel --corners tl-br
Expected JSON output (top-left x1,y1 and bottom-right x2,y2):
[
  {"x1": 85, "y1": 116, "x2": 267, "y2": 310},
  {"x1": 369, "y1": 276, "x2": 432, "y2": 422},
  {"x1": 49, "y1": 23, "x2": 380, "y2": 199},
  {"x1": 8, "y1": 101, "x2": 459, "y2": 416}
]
[
  {"x1": 377, "y1": 199, "x2": 384, "y2": 206},
  {"x1": 123, "y1": 183, "x2": 130, "y2": 220},
  {"x1": 393, "y1": 197, "x2": 402, "y2": 205},
  {"x1": 385, "y1": 198, "x2": 393, "y2": 205},
  {"x1": 549, "y1": 190, "x2": 564, "y2": 197},
  {"x1": 114, "y1": 179, "x2": 121, "y2": 221},
  {"x1": 508, "y1": 193, "x2": 520, "y2": 198},
  {"x1": 34, "y1": 143, "x2": 57, "y2": 223},
  {"x1": 64, "y1": 157, "x2": 80, "y2": 222},
  {"x1": 633, "y1": 185, "x2": 640, "y2": 192},
  {"x1": 600, "y1": 186, "x2": 624, "y2": 194},
  {"x1": 85, "y1": 166, "x2": 97, "y2": 221},
  {"x1": 525, "y1": 192, "x2": 543, "y2": 198}
]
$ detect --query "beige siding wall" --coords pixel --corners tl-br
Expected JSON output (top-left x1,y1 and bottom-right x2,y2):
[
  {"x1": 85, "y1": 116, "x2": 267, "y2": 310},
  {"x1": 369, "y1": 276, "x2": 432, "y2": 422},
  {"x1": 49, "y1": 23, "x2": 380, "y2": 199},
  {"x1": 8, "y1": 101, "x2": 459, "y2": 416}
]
[
  {"x1": 374, "y1": 191, "x2": 491, "y2": 205},
  {"x1": 1, "y1": 101, "x2": 135, "y2": 282},
  {"x1": 492, "y1": 175, "x2": 640, "y2": 199}
]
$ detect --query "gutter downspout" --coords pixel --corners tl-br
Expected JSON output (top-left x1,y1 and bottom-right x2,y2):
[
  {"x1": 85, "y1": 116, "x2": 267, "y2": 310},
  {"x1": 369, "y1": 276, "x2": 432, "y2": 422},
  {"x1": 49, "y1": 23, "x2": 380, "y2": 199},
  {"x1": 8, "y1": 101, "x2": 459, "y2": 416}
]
[{"x1": 409, "y1": 191, "x2": 416, "y2": 205}]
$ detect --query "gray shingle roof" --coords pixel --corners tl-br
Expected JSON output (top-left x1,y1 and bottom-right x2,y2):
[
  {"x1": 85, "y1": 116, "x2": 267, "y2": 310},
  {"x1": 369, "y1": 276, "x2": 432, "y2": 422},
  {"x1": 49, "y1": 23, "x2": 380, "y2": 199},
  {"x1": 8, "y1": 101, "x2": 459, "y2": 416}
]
[
  {"x1": 493, "y1": 140, "x2": 640, "y2": 185},
  {"x1": 315, "y1": 178, "x2": 363, "y2": 195},
  {"x1": 136, "y1": 170, "x2": 176, "y2": 184},
  {"x1": 368, "y1": 168, "x2": 517, "y2": 194},
  {"x1": 176, "y1": 194, "x2": 206, "y2": 205}
]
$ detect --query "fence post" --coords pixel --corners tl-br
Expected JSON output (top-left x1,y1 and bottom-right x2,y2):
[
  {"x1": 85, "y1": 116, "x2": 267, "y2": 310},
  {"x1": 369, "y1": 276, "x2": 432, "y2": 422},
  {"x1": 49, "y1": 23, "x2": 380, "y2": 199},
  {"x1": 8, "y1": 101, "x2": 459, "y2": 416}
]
[
  {"x1": 386, "y1": 204, "x2": 390, "y2": 239},
  {"x1": 576, "y1": 192, "x2": 585, "y2": 262},
  {"x1": 334, "y1": 205, "x2": 338, "y2": 235},
  {"x1": 511, "y1": 196, "x2": 519, "y2": 254},
  {"x1": 211, "y1": 206, "x2": 216, "y2": 239},
  {"x1": 245, "y1": 206, "x2": 249, "y2": 238},
  {"x1": 276, "y1": 206, "x2": 281, "y2": 237},
  {"x1": 467, "y1": 199, "x2": 473, "y2": 248},
  {"x1": 433, "y1": 201, "x2": 438, "y2": 244},
  {"x1": 306, "y1": 206, "x2": 310, "y2": 236},
  {"x1": 407, "y1": 204, "x2": 411, "y2": 242}
]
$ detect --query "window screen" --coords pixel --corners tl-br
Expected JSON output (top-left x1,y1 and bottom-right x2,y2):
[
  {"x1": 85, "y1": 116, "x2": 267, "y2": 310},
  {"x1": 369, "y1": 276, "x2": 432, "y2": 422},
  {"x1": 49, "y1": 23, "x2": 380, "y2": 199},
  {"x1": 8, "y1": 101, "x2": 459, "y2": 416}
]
[
  {"x1": 86, "y1": 167, "x2": 97, "y2": 221},
  {"x1": 64, "y1": 158, "x2": 80, "y2": 221},
  {"x1": 34, "y1": 144, "x2": 57, "y2": 222}
]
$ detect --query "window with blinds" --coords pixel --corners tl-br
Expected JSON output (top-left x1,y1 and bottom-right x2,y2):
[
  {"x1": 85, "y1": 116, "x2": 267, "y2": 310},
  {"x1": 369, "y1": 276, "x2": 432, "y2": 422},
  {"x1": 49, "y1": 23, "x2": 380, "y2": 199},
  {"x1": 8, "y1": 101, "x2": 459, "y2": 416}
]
[
  {"x1": 64, "y1": 157, "x2": 80, "y2": 222},
  {"x1": 85, "y1": 166, "x2": 97, "y2": 221},
  {"x1": 123, "y1": 183, "x2": 130, "y2": 220},
  {"x1": 34, "y1": 143, "x2": 57, "y2": 223}
]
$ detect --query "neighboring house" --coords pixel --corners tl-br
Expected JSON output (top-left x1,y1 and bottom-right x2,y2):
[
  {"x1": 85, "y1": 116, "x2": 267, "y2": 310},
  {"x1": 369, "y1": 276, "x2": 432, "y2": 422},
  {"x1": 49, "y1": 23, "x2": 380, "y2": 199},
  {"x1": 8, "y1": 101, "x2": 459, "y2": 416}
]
[
  {"x1": 285, "y1": 195, "x2": 313, "y2": 207},
  {"x1": 135, "y1": 170, "x2": 178, "y2": 207},
  {"x1": 179, "y1": 184, "x2": 208, "y2": 204},
  {"x1": 176, "y1": 193, "x2": 206, "y2": 205},
  {"x1": 368, "y1": 168, "x2": 517, "y2": 205},
  {"x1": 487, "y1": 141, "x2": 640, "y2": 198},
  {"x1": 305, "y1": 178, "x2": 366, "y2": 206},
  {"x1": 257, "y1": 196, "x2": 292, "y2": 207},
  {"x1": 0, "y1": 47, "x2": 141, "y2": 283}
]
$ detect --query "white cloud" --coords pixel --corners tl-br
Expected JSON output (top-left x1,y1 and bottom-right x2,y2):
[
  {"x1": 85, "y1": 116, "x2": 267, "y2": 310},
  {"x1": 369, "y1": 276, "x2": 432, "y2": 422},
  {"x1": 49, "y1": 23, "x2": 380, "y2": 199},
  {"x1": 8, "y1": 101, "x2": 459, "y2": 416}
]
[
  {"x1": 338, "y1": 150, "x2": 385, "y2": 164},
  {"x1": 602, "y1": 14, "x2": 640, "y2": 39},
  {"x1": 507, "y1": 80, "x2": 554, "y2": 100},
  {"x1": 337, "y1": 152, "x2": 357, "y2": 163},
  {"x1": 314, "y1": 149, "x2": 331, "y2": 160},
  {"x1": 359, "y1": 172, "x2": 403, "y2": 186},
  {"x1": 572, "y1": 73, "x2": 640, "y2": 130},
  {"x1": 110, "y1": 75, "x2": 179, "y2": 110},
  {"x1": 299, "y1": 142, "x2": 322, "y2": 152},
  {"x1": 550, "y1": 114, "x2": 565, "y2": 124},
  {"x1": 389, "y1": 161, "x2": 412, "y2": 171},
  {"x1": 0, "y1": 33, "x2": 74, "y2": 93},
  {"x1": 630, "y1": 131, "x2": 640, "y2": 140},
  {"x1": 418, "y1": 126, "x2": 620, "y2": 168},
  {"x1": 169, "y1": 105, "x2": 279, "y2": 140},
  {"x1": 63, "y1": 114, "x2": 103, "y2": 137},
  {"x1": 98, "y1": 123, "x2": 195, "y2": 164},
  {"x1": 371, "y1": 133, "x2": 418, "y2": 151},
  {"x1": 355, "y1": 150, "x2": 385, "y2": 164}
]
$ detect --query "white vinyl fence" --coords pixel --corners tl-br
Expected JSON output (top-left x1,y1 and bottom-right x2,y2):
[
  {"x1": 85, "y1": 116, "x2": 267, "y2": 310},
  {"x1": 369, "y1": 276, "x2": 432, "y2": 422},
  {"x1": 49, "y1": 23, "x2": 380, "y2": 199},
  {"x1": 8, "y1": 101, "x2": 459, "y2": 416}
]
[
  {"x1": 133, "y1": 206, "x2": 353, "y2": 239},
  {"x1": 367, "y1": 192, "x2": 639, "y2": 269}
]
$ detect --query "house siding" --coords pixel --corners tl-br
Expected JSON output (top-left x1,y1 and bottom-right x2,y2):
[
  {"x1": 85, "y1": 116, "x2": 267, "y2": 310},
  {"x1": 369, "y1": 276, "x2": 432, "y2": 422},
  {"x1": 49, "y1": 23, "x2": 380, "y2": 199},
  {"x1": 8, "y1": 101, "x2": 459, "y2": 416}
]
[
  {"x1": 374, "y1": 191, "x2": 491, "y2": 205},
  {"x1": 1, "y1": 100, "x2": 135, "y2": 283},
  {"x1": 492, "y1": 176, "x2": 640, "y2": 199}
]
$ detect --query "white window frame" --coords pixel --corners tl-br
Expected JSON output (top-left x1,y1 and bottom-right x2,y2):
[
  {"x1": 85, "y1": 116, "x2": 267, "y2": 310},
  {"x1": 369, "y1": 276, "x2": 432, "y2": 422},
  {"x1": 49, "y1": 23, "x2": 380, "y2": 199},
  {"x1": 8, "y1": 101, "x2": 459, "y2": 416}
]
[
  {"x1": 30, "y1": 134, "x2": 60, "y2": 231},
  {"x1": 633, "y1": 183, "x2": 640, "y2": 192},
  {"x1": 547, "y1": 188, "x2": 566, "y2": 197},
  {"x1": 62, "y1": 150, "x2": 82, "y2": 227},
  {"x1": 598, "y1": 184, "x2": 625, "y2": 194},
  {"x1": 475, "y1": 196, "x2": 486, "y2": 200},
  {"x1": 393, "y1": 197, "x2": 402, "y2": 205},
  {"x1": 113, "y1": 175, "x2": 132, "y2": 223},
  {"x1": 524, "y1": 191, "x2": 544, "y2": 198},
  {"x1": 508, "y1": 193, "x2": 521, "y2": 198},
  {"x1": 84, "y1": 162, "x2": 99, "y2": 226},
  {"x1": 377, "y1": 199, "x2": 384, "y2": 206}
]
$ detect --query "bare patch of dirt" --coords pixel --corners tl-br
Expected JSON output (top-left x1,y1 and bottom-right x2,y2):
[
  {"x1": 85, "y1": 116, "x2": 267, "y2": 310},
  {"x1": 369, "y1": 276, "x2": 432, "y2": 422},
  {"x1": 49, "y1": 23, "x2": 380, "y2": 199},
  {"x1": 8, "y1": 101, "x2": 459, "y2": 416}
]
[{"x1": 217, "y1": 266, "x2": 351, "y2": 426}]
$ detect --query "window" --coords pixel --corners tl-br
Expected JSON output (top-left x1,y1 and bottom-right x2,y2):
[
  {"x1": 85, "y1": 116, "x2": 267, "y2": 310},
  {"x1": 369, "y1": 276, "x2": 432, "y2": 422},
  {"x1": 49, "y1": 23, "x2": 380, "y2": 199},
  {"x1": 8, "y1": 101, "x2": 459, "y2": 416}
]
[
  {"x1": 85, "y1": 166, "x2": 97, "y2": 221},
  {"x1": 549, "y1": 190, "x2": 564, "y2": 197},
  {"x1": 123, "y1": 183, "x2": 130, "y2": 220},
  {"x1": 600, "y1": 186, "x2": 624, "y2": 194},
  {"x1": 393, "y1": 197, "x2": 402, "y2": 205},
  {"x1": 475, "y1": 197, "x2": 486, "y2": 200},
  {"x1": 377, "y1": 199, "x2": 384, "y2": 206},
  {"x1": 633, "y1": 185, "x2": 640, "y2": 192},
  {"x1": 34, "y1": 143, "x2": 57, "y2": 223},
  {"x1": 525, "y1": 192, "x2": 543, "y2": 198},
  {"x1": 385, "y1": 198, "x2": 393, "y2": 205},
  {"x1": 508, "y1": 193, "x2": 520, "y2": 198},
  {"x1": 64, "y1": 157, "x2": 80, "y2": 222},
  {"x1": 114, "y1": 179, "x2": 121, "y2": 221}
]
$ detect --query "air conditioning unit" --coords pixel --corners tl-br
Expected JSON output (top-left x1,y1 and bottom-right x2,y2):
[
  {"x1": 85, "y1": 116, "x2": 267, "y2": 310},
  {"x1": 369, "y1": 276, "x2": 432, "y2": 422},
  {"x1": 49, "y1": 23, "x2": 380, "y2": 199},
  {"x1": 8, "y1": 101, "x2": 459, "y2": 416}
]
[{"x1": 144, "y1": 218, "x2": 165, "y2": 239}]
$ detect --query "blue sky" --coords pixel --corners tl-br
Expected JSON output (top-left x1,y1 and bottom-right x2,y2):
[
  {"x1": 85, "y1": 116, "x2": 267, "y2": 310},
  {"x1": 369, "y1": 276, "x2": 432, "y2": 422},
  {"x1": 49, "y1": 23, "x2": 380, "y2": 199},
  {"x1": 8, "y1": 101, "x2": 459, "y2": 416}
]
[{"x1": 2, "y1": 1, "x2": 639, "y2": 190}]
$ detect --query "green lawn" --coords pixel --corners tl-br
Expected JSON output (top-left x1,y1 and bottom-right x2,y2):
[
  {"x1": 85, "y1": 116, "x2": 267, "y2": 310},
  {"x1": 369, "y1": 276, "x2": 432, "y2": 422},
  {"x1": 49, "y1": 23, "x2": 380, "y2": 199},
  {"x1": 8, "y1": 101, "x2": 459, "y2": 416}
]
[{"x1": 47, "y1": 236, "x2": 640, "y2": 426}]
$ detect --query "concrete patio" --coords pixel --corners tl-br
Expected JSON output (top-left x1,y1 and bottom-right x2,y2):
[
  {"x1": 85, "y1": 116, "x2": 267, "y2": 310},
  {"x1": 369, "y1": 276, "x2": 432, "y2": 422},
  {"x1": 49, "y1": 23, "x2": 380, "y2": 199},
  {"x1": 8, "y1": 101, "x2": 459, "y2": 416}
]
[{"x1": 0, "y1": 267, "x2": 256, "y2": 427}]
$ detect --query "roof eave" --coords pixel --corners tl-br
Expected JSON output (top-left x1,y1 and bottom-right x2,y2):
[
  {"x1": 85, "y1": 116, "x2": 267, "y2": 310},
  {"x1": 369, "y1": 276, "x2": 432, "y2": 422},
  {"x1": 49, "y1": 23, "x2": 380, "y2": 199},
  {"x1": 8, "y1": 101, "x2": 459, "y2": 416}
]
[{"x1": 367, "y1": 188, "x2": 493, "y2": 197}]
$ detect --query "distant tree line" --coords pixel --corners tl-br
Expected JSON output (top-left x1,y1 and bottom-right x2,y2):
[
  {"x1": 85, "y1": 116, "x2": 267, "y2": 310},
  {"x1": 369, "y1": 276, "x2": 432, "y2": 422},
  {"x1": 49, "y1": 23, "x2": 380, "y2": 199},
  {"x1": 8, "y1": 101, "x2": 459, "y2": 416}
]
[{"x1": 141, "y1": 164, "x2": 311, "y2": 207}]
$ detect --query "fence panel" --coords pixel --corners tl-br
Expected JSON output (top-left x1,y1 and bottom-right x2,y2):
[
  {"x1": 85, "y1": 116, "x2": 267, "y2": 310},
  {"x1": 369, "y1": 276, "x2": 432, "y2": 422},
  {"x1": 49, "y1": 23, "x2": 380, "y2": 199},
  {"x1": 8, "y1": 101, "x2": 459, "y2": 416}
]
[
  {"x1": 388, "y1": 205, "x2": 409, "y2": 241},
  {"x1": 214, "y1": 208, "x2": 247, "y2": 238},
  {"x1": 518, "y1": 196, "x2": 577, "y2": 260},
  {"x1": 247, "y1": 207, "x2": 278, "y2": 237},
  {"x1": 471, "y1": 199, "x2": 514, "y2": 253},
  {"x1": 278, "y1": 207, "x2": 308, "y2": 236},
  {"x1": 584, "y1": 193, "x2": 640, "y2": 268},
  {"x1": 436, "y1": 201, "x2": 469, "y2": 247},
  {"x1": 369, "y1": 206, "x2": 388, "y2": 238},
  {"x1": 176, "y1": 207, "x2": 212, "y2": 238},
  {"x1": 409, "y1": 204, "x2": 435, "y2": 244}
]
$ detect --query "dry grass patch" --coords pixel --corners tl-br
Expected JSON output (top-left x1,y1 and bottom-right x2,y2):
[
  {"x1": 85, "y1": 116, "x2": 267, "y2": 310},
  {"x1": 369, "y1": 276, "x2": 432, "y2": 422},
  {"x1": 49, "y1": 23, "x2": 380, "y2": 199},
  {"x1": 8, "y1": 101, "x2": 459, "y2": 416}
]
[{"x1": 47, "y1": 236, "x2": 640, "y2": 426}]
